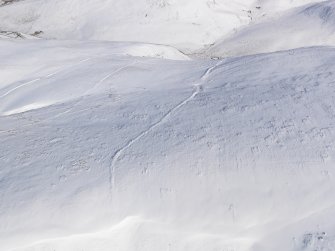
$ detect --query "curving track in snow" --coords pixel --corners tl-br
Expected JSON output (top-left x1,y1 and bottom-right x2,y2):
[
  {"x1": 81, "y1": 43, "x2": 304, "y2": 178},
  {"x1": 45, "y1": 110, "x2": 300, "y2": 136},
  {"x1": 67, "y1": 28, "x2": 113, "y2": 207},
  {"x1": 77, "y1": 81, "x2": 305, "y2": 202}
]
[{"x1": 108, "y1": 60, "x2": 223, "y2": 196}]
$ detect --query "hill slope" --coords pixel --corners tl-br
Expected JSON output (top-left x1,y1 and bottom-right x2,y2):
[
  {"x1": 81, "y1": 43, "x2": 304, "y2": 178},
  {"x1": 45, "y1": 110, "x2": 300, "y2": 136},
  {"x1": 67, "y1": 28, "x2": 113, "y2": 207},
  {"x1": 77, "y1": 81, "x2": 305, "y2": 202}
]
[
  {"x1": 207, "y1": 1, "x2": 335, "y2": 57},
  {"x1": 1, "y1": 1, "x2": 335, "y2": 251},
  {"x1": 0, "y1": 0, "x2": 326, "y2": 52},
  {"x1": 1, "y1": 39, "x2": 335, "y2": 251}
]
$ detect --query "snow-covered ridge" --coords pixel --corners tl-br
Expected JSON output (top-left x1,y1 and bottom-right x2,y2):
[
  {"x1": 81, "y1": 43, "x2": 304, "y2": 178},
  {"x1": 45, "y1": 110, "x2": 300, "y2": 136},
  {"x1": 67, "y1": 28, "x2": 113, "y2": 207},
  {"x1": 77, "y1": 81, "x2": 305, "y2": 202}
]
[
  {"x1": 0, "y1": 0, "x2": 327, "y2": 52},
  {"x1": 207, "y1": 0, "x2": 335, "y2": 57}
]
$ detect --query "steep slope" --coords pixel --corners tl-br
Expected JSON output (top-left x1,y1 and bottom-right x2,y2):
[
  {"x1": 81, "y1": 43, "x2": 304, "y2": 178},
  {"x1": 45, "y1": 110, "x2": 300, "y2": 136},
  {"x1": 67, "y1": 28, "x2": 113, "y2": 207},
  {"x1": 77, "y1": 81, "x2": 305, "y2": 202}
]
[
  {"x1": 207, "y1": 0, "x2": 335, "y2": 57},
  {"x1": 1, "y1": 38, "x2": 335, "y2": 251}
]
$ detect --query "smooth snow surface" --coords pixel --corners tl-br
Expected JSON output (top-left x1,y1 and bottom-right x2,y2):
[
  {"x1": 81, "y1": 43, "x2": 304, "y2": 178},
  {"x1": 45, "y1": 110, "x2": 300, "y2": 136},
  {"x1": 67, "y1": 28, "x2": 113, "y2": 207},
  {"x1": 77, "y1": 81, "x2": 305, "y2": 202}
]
[{"x1": 1, "y1": 37, "x2": 335, "y2": 251}]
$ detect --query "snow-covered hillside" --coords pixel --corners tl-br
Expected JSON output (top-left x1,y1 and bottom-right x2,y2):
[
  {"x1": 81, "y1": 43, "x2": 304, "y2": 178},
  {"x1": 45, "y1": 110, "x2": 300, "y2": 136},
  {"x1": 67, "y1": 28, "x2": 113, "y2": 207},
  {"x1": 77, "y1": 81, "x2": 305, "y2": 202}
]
[
  {"x1": 1, "y1": 38, "x2": 335, "y2": 251},
  {"x1": 0, "y1": 0, "x2": 327, "y2": 52},
  {"x1": 1, "y1": 1, "x2": 335, "y2": 251},
  {"x1": 207, "y1": 0, "x2": 335, "y2": 57},
  {"x1": 0, "y1": 39, "x2": 189, "y2": 116}
]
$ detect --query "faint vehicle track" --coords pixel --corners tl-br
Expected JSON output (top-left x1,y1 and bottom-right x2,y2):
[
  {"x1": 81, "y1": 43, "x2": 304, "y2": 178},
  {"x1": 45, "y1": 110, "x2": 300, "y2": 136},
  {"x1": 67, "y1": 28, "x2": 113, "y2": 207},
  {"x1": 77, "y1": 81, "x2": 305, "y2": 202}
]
[
  {"x1": 108, "y1": 60, "x2": 223, "y2": 196},
  {"x1": 51, "y1": 60, "x2": 137, "y2": 119},
  {"x1": 0, "y1": 58, "x2": 91, "y2": 99}
]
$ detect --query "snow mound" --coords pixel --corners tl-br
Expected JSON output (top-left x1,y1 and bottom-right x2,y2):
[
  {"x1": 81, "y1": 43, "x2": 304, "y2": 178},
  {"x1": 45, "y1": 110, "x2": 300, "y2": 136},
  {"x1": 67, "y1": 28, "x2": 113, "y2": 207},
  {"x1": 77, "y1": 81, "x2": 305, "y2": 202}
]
[{"x1": 207, "y1": 0, "x2": 335, "y2": 57}]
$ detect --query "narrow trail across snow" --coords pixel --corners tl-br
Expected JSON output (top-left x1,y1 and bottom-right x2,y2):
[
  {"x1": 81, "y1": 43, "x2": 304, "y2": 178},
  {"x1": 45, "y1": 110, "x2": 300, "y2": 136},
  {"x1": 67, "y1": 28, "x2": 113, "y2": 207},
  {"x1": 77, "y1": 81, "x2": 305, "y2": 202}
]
[
  {"x1": 51, "y1": 61, "x2": 137, "y2": 120},
  {"x1": 0, "y1": 58, "x2": 91, "y2": 99},
  {"x1": 108, "y1": 60, "x2": 223, "y2": 196}
]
